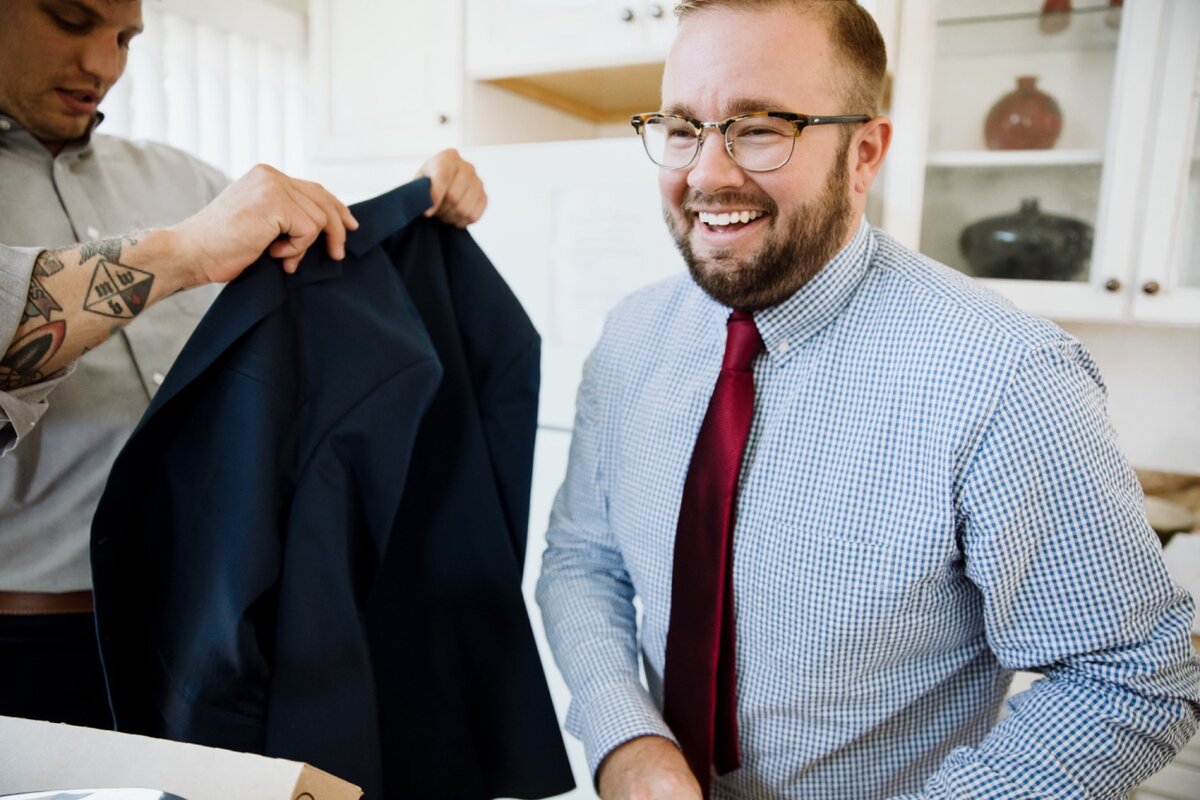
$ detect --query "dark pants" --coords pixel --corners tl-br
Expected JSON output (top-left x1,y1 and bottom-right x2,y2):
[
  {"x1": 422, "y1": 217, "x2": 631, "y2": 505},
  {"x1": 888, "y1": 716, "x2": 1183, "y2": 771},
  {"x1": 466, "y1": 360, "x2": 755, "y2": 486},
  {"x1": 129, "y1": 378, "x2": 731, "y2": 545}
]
[{"x1": 0, "y1": 612, "x2": 113, "y2": 728}]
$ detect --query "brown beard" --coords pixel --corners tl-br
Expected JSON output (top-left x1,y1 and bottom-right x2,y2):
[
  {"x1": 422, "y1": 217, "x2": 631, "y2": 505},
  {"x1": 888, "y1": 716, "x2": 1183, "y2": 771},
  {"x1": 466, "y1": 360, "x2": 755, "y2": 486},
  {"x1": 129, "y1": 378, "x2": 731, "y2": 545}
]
[{"x1": 665, "y1": 138, "x2": 853, "y2": 311}]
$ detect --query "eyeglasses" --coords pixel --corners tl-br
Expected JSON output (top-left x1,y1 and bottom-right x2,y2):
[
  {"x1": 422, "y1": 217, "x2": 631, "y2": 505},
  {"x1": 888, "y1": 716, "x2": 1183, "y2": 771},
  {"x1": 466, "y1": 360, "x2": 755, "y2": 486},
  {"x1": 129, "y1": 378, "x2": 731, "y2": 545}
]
[{"x1": 630, "y1": 111, "x2": 871, "y2": 173}]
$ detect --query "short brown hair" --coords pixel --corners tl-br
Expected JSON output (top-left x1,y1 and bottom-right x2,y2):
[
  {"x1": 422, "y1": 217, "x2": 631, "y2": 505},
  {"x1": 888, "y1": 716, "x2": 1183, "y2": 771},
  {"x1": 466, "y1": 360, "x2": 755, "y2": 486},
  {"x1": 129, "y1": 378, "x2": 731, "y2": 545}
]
[{"x1": 673, "y1": 0, "x2": 887, "y2": 116}]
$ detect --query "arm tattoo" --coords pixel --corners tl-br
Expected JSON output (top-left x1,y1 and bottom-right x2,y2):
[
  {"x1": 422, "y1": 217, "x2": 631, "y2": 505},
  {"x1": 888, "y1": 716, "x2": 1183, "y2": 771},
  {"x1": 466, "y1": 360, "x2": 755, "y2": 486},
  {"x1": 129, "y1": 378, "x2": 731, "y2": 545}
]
[
  {"x1": 83, "y1": 259, "x2": 155, "y2": 319},
  {"x1": 19, "y1": 250, "x2": 66, "y2": 325},
  {"x1": 0, "y1": 320, "x2": 67, "y2": 390},
  {"x1": 79, "y1": 233, "x2": 139, "y2": 265},
  {"x1": 34, "y1": 249, "x2": 65, "y2": 277}
]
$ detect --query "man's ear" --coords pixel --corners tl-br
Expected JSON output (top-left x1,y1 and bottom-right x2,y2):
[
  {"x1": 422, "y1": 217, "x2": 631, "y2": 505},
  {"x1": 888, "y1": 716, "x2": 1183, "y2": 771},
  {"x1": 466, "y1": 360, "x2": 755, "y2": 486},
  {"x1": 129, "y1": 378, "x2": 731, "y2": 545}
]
[{"x1": 850, "y1": 116, "x2": 892, "y2": 196}]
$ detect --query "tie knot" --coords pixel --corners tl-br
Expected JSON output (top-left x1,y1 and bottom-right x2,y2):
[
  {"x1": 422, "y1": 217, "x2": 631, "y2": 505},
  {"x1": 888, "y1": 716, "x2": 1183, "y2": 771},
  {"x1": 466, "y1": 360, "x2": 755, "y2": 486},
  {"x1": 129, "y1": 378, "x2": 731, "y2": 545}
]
[{"x1": 723, "y1": 310, "x2": 763, "y2": 371}]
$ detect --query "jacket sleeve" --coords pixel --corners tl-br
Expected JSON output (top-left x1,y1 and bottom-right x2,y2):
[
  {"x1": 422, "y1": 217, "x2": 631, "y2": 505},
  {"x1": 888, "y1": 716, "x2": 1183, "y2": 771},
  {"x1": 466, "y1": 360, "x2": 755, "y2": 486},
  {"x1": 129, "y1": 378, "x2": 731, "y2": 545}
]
[
  {"x1": 535, "y1": 322, "x2": 678, "y2": 779},
  {"x1": 897, "y1": 340, "x2": 1200, "y2": 799}
]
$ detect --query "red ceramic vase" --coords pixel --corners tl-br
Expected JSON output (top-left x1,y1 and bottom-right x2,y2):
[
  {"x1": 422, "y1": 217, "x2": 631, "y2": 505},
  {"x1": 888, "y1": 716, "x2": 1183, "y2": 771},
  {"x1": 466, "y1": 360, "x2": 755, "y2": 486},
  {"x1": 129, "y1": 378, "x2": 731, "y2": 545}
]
[{"x1": 984, "y1": 76, "x2": 1063, "y2": 150}]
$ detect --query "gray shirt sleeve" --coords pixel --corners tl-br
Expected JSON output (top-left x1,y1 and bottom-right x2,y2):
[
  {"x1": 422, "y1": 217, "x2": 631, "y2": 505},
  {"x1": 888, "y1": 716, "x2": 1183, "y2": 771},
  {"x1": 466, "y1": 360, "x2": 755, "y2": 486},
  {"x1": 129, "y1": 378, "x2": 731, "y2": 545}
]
[{"x1": 0, "y1": 244, "x2": 74, "y2": 453}]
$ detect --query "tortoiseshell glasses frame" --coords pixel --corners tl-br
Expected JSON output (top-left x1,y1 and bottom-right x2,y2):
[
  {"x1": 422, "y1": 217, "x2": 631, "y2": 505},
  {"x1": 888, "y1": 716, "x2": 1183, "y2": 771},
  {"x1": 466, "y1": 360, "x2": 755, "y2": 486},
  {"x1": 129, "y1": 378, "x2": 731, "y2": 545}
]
[{"x1": 630, "y1": 111, "x2": 871, "y2": 172}]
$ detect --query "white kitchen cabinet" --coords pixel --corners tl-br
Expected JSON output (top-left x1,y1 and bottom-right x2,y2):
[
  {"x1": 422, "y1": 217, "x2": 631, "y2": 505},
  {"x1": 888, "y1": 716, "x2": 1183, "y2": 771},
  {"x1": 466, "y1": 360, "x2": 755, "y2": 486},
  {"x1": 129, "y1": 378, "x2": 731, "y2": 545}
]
[
  {"x1": 308, "y1": 0, "x2": 463, "y2": 161},
  {"x1": 882, "y1": 0, "x2": 1200, "y2": 325},
  {"x1": 466, "y1": 1, "x2": 673, "y2": 79}
]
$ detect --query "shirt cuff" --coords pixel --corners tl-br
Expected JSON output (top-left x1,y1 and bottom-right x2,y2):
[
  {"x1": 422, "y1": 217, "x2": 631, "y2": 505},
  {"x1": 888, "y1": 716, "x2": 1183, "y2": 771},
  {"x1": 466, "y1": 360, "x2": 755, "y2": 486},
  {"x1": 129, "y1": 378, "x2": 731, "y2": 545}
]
[
  {"x1": 568, "y1": 680, "x2": 679, "y2": 779},
  {"x1": 0, "y1": 367, "x2": 74, "y2": 452}
]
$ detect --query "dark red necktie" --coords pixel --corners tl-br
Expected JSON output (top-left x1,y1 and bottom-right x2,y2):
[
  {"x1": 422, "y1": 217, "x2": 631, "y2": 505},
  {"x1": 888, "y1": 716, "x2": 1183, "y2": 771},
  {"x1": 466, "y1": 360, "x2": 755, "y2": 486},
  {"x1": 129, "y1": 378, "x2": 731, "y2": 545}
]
[{"x1": 663, "y1": 310, "x2": 763, "y2": 798}]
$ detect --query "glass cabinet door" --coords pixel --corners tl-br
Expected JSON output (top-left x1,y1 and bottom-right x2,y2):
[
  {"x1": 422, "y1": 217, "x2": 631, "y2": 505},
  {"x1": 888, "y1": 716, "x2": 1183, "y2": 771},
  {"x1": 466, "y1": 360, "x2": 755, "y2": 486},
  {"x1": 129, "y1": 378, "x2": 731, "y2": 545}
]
[
  {"x1": 1184, "y1": 126, "x2": 1200, "y2": 291},
  {"x1": 875, "y1": 0, "x2": 1197, "y2": 322},
  {"x1": 1169, "y1": 114, "x2": 1200, "y2": 293},
  {"x1": 918, "y1": 0, "x2": 1125, "y2": 289},
  {"x1": 1130, "y1": 0, "x2": 1200, "y2": 323}
]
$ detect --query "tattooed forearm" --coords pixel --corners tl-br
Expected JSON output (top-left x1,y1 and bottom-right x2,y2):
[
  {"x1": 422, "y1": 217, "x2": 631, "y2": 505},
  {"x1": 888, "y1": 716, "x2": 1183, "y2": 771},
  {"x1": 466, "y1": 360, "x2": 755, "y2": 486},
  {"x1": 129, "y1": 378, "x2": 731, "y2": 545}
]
[
  {"x1": 78, "y1": 233, "x2": 139, "y2": 265},
  {"x1": 0, "y1": 320, "x2": 67, "y2": 390},
  {"x1": 3, "y1": 230, "x2": 171, "y2": 389}
]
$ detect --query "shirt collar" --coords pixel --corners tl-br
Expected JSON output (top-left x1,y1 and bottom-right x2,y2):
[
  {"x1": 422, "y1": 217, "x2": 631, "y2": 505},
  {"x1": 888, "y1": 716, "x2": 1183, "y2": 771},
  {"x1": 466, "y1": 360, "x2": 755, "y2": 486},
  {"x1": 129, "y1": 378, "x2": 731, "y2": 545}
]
[
  {"x1": 0, "y1": 110, "x2": 103, "y2": 160},
  {"x1": 751, "y1": 215, "x2": 875, "y2": 364}
]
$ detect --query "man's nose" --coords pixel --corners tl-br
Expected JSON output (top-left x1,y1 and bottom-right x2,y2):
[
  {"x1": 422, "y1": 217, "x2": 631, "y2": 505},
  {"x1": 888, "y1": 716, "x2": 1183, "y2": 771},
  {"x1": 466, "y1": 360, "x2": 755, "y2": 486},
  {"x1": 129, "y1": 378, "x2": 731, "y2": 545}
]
[
  {"x1": 78, "y1": 37, "x2": 126, "y2": 88},
  {"x1": 686, "y1": 130, "x2": 745, "y2": 195}
]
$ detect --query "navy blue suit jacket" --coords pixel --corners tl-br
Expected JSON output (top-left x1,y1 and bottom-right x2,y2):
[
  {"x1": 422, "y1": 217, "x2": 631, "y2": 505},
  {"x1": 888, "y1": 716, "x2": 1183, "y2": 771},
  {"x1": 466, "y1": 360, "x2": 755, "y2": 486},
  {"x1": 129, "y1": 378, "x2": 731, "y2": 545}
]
[{"x1": 91, "y1": 180, "x2": 573, "y2": 799}]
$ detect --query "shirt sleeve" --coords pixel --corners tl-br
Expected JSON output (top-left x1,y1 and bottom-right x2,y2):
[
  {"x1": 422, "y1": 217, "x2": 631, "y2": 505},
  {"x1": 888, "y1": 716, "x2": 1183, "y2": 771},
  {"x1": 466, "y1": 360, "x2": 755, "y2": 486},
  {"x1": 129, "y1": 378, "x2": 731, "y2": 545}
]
[
  {"x1": 902, "y1": 339, "x2": 1200, "y2": 799},
  {"x1": 0, "y1": 244, "x2": 74, "y2": 453},
  {"x1": 535, "y1": 325, "x2": 679, "y2": 779}
]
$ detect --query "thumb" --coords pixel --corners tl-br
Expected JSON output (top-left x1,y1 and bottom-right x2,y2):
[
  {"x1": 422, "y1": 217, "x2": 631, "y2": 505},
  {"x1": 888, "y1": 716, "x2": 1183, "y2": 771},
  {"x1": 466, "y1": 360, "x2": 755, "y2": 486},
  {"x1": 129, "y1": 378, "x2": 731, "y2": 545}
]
[{"x1": 423, "y1": 181, "x2": 444, "y2": 218}]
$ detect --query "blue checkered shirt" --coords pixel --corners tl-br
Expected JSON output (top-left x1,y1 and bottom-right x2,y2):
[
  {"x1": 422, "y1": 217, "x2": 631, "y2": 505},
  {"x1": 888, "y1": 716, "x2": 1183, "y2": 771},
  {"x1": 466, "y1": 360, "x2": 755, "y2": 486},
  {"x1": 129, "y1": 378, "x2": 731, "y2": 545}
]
[{"x1": 536, "y1": 220, "x2": 1200, "y2": 798}]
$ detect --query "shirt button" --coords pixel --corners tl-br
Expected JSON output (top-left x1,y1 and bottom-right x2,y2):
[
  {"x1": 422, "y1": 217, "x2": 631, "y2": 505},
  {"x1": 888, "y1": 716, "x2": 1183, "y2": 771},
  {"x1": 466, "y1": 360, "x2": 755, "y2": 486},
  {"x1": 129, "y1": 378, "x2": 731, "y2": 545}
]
[
  {"x1": 86, "y1": 226, "x2": 100, "y2": 239},
  {"x1": 0, "y1": 120, "x2": 10, "y2": 131},
  {"x1": 777, "y1": 339, "x2": 790, "y2": 354},
  {"x1": 152, "y1": 372, "x2": 165, "y2": 386}
]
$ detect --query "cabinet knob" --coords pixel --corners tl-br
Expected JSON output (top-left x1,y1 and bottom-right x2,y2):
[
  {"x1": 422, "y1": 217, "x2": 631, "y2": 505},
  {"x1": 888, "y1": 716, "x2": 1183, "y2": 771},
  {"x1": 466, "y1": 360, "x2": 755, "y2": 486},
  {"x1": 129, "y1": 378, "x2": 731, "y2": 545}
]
[
  {"x1": 620, "y1": 7, "x2": 635, "y2": 22},
  {"x1": 1142, "y1": 280, "x2": 1161, "y2": 296},
  {"x1": 437, "y1": 113, "x2": 450, "y2": 125},
  {"x1": 649, "y1": 3, "x2": 665, "y2": 17},
  {"x1": 1103, "y1": 278, "x2": 1122, "y2": 293}
]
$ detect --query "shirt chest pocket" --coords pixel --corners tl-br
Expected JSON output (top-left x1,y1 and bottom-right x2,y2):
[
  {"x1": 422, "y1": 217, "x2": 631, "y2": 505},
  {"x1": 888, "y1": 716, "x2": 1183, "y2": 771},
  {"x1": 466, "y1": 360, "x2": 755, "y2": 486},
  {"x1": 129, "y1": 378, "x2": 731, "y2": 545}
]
[
  {"x1": 734, "y1": 513, "x2": 979, "y2": 695},
  {"x1": 735, "y1": 513, "x2": 970, "y2": 675}
]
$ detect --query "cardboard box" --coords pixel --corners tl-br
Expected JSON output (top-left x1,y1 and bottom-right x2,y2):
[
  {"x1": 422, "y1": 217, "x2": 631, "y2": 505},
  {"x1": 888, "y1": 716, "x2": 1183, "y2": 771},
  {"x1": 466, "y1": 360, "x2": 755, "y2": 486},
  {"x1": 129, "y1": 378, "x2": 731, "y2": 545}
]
[{"x1": 0, "y1": 716, "x2": 361, "y2": 800}]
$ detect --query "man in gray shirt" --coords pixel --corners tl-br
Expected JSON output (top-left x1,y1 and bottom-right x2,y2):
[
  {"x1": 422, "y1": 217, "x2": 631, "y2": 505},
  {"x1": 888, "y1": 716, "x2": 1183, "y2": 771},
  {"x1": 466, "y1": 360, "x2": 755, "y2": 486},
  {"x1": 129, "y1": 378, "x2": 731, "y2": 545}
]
[{"x1": 0, "y1": 0, "x2": 488, "y2": 728}]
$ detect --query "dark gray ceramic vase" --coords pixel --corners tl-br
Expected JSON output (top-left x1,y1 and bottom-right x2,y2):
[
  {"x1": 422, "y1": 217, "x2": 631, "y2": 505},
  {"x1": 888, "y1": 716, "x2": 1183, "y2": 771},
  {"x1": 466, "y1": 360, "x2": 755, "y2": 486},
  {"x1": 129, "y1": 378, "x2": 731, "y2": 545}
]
[{"x1": 958, "y1": 198, "x2": 1093, "y2": 281}]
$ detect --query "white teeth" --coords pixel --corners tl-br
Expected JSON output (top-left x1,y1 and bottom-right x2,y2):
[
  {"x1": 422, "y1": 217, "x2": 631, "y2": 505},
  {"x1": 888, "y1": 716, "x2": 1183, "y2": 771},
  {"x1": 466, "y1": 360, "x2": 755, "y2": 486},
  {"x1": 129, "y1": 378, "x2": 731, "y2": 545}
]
[{"x1": 698, "y1": 210, "x2": 764, "y2": 227}]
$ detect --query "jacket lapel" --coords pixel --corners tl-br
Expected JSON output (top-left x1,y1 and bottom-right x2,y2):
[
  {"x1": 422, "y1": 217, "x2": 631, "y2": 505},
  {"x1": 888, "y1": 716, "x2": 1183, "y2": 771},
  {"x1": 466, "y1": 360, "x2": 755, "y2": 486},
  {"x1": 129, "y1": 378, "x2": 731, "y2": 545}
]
[{"x1": 133, "y1": 259, "x2": 293, "y2": 428}]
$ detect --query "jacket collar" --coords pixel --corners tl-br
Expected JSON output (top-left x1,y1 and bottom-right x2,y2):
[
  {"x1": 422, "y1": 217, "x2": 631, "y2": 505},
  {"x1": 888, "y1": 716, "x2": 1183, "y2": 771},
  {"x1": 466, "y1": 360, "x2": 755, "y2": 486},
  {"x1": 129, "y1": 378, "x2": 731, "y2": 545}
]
[{"x1": 346, "y1": 177, "x2": 432, "y2": 257}]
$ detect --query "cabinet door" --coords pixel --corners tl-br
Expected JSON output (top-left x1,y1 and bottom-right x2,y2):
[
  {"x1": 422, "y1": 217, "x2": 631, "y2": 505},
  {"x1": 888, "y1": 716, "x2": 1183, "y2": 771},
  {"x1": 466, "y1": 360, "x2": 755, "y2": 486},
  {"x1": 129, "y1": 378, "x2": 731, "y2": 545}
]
[
  {"x1": 639, "y1": 0, "x2": 678, "y2": 55},
  {"x1": 883, "y1": 0, "x2": 1162, "y2": 322},
  {"x1": 466, "y1": 0, "x2": 633, "y2": 78},
  {"x1": 466, "y1": 0, "x2": 661, "y2": 79},
  {"x1": 309, "y1": 0, "x2": 462, "y2": 160},
  {"x1": 1131, "y1": 0, "x2": 1200, "y2": 324}
]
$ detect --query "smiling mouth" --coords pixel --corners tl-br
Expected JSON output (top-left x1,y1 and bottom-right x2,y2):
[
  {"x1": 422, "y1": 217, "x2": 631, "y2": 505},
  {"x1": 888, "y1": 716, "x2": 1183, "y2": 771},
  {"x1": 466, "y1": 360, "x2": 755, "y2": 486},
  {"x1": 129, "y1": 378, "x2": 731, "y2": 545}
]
[{"x1": 696, "y1": 209, "x2": 767, "y2": 232}]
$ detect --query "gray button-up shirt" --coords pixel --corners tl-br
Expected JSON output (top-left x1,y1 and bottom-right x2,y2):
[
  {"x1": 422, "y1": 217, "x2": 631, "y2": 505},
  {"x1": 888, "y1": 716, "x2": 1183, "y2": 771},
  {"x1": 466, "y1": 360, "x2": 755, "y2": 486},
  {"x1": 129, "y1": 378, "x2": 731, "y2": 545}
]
[{"x1": 0, "y1": 114, "x2": 227, "y2": 592}]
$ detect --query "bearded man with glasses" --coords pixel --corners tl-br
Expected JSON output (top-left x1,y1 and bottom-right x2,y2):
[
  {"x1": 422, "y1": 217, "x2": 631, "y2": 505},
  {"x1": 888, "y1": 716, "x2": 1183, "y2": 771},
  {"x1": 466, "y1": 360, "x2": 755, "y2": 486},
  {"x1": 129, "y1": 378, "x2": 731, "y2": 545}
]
[{"x1": 536, "y1": 1, "x2": 1200, "y2": 799}]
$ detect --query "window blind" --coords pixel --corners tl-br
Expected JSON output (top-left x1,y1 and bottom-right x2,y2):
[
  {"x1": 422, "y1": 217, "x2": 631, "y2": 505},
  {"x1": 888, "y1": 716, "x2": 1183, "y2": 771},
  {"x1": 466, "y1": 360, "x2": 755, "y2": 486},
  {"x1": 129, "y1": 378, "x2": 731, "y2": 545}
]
[{"x1": 100, "y1": 0, "x2": 307, "y2": 180}]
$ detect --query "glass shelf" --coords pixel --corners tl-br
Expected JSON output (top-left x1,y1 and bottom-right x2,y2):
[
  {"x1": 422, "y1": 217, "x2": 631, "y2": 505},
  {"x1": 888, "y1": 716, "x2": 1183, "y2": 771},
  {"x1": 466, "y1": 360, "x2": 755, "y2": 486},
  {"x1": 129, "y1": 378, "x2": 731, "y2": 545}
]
[
  {"x1": 926, "y1": 148, "x2": 1104, "y2": 168},
  {"x1": 935, "y1": 3, "x2": 1120, "y2": 58},
  {"x1": 939, "y1": 1, "x2": 1111, "y2": 26}
]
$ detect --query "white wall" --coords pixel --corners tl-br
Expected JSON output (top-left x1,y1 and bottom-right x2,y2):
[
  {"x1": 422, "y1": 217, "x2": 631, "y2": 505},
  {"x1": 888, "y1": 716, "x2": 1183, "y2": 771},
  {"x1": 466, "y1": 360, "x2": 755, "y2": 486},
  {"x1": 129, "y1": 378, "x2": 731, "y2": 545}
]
[
  {"x1": 258, "y1": 0, "x2": 308, "y2": 14},
  {"x1": 1062, "y1": 323, "x2": 1200, "y2": 475}
]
